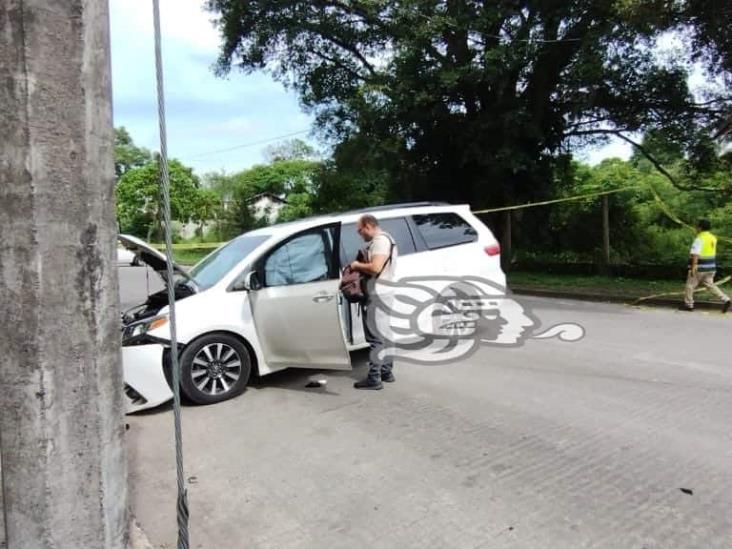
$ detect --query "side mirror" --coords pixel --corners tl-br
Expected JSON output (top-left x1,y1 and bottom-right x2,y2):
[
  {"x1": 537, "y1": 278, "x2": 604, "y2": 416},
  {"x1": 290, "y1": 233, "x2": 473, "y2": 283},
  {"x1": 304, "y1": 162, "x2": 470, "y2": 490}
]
[{"x1": 233, "y1": 271, "x2": 260, "y2": 292}]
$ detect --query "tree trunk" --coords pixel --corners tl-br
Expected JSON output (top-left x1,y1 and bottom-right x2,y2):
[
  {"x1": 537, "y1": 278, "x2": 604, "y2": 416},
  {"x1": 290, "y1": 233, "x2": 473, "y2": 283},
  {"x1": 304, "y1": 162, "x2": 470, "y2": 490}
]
[{"x1": 0, "y1": 1, "x2": 128, "y2": 547}]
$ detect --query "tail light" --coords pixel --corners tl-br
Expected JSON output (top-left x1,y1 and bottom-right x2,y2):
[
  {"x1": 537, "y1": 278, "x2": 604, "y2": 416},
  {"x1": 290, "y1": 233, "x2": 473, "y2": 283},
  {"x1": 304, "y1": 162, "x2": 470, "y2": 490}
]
[{"x1": 484, "y1": 244, "x2": 501, "y2": 257}]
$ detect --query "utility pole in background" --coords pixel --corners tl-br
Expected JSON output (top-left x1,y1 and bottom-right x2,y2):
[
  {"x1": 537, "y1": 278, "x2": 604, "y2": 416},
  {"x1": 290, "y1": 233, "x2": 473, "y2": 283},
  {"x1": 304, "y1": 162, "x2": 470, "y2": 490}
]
[
  {"x1": 0, "y1": 1, "x2": 127, "y2": 547},
  {"x1": 601, "y1": 194, "x2": 611, "y2": 275},
  {"x1": 502, "y1": 211, "x2": 512, "y2": 272}
]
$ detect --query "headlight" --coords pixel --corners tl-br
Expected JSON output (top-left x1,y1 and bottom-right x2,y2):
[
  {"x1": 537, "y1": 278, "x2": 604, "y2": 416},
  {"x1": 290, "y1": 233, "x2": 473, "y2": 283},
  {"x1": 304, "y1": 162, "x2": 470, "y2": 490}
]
[{"x1": 123, "y1": 315, "x2": 168, "y2": 342}]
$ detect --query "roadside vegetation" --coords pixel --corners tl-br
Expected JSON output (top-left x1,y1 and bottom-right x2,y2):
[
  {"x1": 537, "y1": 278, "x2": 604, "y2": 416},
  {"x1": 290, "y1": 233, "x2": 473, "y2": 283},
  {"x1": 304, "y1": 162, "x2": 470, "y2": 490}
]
[
  {"x1": 116, "y1": 2, "x2": 732, "y2": 286},
  {"x1": 508, "y1": 271, "x2": 730, "y2": 302}
]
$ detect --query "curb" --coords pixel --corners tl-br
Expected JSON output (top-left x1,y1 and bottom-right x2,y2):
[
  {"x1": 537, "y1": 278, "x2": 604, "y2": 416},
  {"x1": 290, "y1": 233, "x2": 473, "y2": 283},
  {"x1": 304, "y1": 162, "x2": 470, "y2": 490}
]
[{"x1": 510, "y1": 286, "x2": 726, "y2": 311}]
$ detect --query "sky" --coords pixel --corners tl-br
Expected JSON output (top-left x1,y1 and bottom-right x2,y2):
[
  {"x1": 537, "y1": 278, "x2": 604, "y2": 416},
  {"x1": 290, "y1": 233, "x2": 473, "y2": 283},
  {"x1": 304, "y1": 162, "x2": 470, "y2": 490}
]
[
  {"x1": 109, "y1": 0, "x2": 631, "y2": 176},
  {"x1": 109, "y1": 0, "x2": 316, "y2": 174}
]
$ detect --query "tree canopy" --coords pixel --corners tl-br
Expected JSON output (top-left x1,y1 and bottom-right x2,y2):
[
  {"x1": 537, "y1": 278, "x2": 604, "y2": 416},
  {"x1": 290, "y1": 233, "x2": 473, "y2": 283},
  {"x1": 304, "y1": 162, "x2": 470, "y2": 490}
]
[
  {"x1": 206, "y1": 0, "x2": 732, "y2": 205},
  {"x1": 114, "y1": 127, "x2": 152, "y2": 180},
  {"x1": 263, "y1": 138, "x2": 318, "y2": 163},
  {"x1": 116, "y1": 158, "x2": 202, "y2": 240},
  {"x1": 230, "y1": 158, "x2": 320, "y2": 197}
]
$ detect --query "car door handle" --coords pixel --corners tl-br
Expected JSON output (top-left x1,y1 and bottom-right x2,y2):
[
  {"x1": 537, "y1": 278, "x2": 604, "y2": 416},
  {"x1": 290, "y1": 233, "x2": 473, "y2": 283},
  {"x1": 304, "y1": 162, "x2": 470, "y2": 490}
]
[{"x1": 312, "y1": 294, "x2": 335, "y2": 303}]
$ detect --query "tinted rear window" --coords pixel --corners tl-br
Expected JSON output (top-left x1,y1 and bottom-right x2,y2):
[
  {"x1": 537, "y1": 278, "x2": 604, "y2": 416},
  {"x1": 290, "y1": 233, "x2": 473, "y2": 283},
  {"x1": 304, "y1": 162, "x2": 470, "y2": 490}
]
[
  {"x1": 340, "y1": 217, "x2": 416, "y2": 265},
  {"x1": 412, "y1": 213, "x2": 478, "y2": 250}
]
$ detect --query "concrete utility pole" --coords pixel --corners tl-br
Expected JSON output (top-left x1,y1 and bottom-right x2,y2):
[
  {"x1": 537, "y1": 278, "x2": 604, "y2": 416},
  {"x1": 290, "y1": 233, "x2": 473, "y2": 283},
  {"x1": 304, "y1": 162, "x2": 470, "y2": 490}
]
[
  {"x1": 0, "y1": 1, "x2": 127, "y2": 548},
  {"x1": 601, "y1": 194, "x2": 611, "y2": 275}
]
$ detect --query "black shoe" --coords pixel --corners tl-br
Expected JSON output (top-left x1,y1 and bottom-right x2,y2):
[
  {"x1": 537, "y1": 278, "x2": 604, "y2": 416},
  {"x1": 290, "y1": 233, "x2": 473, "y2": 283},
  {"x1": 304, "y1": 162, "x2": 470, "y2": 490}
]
[
  {"x1": 678, "y1": 304, "x2": 694, "y2": 311},
  {"x1": 723, "y1": 300, "x2": 731, "y2": 314},
  {"x1": 381, "y1": 372, "x2": 395, "y2": 383},
  {"x1": 354, "y1": 379, "x2": 383, "y2": 390}
]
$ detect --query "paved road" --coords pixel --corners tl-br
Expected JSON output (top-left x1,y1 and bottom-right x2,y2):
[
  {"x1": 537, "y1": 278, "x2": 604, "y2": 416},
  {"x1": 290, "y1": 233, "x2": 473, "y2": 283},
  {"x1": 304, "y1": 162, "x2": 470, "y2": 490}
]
[{"x1": 121, "y1": 267, "x2": 732, "y2": 549}]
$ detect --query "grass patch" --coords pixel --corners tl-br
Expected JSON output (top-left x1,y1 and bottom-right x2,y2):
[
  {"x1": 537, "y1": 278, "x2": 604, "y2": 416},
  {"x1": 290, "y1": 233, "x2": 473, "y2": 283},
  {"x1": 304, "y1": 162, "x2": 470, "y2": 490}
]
[
  {"x1": 172, "y1": 249, "x2": 211, "y2": 266},
  {"x1": 152, "y1": 242, "x2": 224, "y2": 251},
  {"x1": 146, "y1": 242, "x2": 223, "y2": 265},
  {"x1": 508, "y1": 270, "x2": 728, "y2": 300}
]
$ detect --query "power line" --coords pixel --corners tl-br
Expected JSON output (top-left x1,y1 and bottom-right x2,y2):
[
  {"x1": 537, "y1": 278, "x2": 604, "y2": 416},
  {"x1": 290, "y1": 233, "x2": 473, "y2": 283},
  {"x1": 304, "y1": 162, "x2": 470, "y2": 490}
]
[{"x1": 189, "y1": 129, "x2": 311, "y2": 158}]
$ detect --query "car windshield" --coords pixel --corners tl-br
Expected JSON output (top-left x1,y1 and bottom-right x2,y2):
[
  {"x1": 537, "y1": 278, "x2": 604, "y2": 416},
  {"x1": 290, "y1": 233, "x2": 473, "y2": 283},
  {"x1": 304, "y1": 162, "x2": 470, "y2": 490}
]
[{"x1": 189, "y1": 235, "x2": 270, "y2": 290}]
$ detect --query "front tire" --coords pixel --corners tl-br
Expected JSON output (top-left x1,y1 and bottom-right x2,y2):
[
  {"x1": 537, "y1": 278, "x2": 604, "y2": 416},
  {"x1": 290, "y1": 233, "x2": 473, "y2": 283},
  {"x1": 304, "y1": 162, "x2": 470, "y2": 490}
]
[{"x1": 179, "y1": 333, "x2": 251, "y2": 405}]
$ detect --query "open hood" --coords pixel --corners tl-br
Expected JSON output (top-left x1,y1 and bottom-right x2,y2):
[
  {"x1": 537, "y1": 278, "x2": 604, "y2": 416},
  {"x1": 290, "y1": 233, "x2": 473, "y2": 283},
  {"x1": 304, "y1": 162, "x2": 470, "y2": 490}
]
[{"x1": 118, "y1": 234, "x2": 194, "y2": 286}]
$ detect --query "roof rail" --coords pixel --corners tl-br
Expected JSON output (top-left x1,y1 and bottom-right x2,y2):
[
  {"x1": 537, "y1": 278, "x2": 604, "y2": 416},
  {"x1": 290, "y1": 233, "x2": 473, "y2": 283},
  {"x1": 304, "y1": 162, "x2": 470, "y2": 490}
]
[
  {"x1": 341, "y1": 201, "x2": 451, "y2": 215},
  {"x1": 256, "y1": 201, "x2": 454, "y2": 231}
]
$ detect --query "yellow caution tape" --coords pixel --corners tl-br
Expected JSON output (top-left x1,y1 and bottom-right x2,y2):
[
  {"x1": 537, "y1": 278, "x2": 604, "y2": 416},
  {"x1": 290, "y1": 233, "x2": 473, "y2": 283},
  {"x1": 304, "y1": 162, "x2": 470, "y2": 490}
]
[
  {"x1": 471, "y1": 185, "x2": 640, "y2": 214},
  {"x1": 645, "y1": 183, "x2": 732, "y2": 245},
  {"x1": 473, "y1": 179, "x2": 732, "y2": 306},
  {"x1": 472, "y1": 181, "x2": 732, "y2": 244},
  {"x1": 633, "y1": 275, "x2": 731, "y2": 304}
]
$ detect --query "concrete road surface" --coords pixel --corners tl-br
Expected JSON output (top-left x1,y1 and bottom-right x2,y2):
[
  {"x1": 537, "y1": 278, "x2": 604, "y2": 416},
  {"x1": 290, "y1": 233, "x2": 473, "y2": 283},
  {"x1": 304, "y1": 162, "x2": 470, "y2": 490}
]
[{"x1": 120, "y1": 267, "x2": 732, "y2": 549}]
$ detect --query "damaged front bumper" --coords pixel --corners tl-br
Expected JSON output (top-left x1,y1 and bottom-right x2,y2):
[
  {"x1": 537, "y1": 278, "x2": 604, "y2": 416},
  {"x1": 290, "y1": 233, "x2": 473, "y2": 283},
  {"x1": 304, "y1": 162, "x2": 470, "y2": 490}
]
[{"x1": 123, "y1": 343, "x2": 173, "y2": 414}]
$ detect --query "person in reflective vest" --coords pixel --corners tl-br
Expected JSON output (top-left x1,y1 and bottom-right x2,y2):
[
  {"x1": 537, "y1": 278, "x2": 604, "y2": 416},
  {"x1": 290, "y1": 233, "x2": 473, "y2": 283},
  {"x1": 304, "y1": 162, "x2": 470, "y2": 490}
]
[{"x1": 680, "y1": 219, "x2": 731, "y2": 313}]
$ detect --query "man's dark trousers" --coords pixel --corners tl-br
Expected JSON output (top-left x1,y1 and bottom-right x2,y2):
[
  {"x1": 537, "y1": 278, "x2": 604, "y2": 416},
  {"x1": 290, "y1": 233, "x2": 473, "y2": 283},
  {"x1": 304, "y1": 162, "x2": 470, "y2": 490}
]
[{"x1": 362, "y1": 302, "x2": 393, "y2": 383}]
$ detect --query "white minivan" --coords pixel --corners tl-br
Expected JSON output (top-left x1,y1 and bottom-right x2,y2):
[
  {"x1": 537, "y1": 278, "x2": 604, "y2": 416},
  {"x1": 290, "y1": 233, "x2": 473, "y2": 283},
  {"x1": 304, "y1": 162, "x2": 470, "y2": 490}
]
[{"x1": 120, "y1": 202, "x2": 505, "y2": 412}]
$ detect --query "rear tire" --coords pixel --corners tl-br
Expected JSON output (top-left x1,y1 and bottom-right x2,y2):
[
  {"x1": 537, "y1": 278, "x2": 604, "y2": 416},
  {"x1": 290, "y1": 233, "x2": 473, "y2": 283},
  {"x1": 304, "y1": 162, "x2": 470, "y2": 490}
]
[{"x1": 179, "y1": 333, "x2": 251, "y2": 405}]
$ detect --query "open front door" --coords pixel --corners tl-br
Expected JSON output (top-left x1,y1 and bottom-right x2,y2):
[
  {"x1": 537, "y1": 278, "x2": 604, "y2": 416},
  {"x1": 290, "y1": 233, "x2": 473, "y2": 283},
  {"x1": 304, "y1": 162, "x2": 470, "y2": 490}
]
[{"x1": 249, "y1": 223, "x2": 351, "y2": 370}]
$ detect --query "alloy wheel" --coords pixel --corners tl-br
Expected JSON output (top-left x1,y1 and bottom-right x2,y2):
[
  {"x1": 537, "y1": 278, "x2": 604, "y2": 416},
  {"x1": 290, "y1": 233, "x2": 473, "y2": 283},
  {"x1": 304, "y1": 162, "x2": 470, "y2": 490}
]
[{"x1": 190, "y1": 343, "x2": 242, "y2": 396}]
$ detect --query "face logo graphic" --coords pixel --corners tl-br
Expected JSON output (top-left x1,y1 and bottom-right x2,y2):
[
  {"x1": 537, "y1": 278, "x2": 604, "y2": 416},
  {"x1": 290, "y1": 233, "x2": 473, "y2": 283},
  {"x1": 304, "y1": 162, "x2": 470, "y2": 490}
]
[{"x1": 364, "y1": 276, "x2": 584, "y2": 365}]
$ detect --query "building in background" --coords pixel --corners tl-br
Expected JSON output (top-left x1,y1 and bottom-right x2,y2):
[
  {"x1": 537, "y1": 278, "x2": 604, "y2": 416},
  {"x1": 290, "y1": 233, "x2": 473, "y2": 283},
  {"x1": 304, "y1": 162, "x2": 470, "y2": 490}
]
[{"x1": 248, "y1": 192, "x2": 287, "y2": 224}]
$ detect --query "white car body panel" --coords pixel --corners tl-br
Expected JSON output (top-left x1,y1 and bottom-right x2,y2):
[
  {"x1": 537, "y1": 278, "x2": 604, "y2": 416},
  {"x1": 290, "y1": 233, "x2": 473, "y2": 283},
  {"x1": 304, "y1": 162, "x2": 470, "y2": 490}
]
[
  {"x1": 121, "y1": 203, "x2": 506, "y2": 412},
  {"x1": 123, "y1": 344, "x2": 173, "y2": 413},
  {"x1": 117, "y1": 246, "x2": 137, "y2": 265},
  {"x1": 146, "y1": 283, "x2": 279, "y2": 375}
]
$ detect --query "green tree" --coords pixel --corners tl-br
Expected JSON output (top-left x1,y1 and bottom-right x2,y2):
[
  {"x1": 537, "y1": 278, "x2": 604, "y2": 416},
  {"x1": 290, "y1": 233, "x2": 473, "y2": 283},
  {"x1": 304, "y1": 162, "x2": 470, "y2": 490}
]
[
  {"x1": 231, "y1": 159, "x2": 320, "y2": 197},
  {"x1": 263, "y1": 138, "x2": 317, "y2": 163},
  {"x1": 207, "y1": 0, "x2": 732, "y2": 206},
  {"x1": 202, "y1": 170, "x2": 237, "y2": 203},
  {"x1": 277, "y1": 192, "x2": 313, "y2": 222},
  {"x1": 194, "y1": 188, "x2": 221, "y2": 239},
  {"x1": 519, "y1": 145, "x2": 732, "y2": 267},
  {"x1": 219, "y1": 198, "x2": 260, "y2": 239},
  {"x1": 116, "y1": 158, "x2": 202, "y2": 240},
  {"x1": 114, "y1": 127, "x2": 152, "y2": 180},
  {"x1": 225, "y1": 159, "x2": 321, "y2": 226},
  {"x1": 310, "y1": 136, "x2": 389, "y2": 214}
]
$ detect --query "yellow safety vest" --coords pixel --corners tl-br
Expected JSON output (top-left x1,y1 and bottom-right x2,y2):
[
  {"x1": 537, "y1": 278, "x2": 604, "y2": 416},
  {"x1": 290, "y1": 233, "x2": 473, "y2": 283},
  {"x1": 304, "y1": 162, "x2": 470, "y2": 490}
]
[{"x1": 696, "y1": 231, "x2": 717, "y2": 272}]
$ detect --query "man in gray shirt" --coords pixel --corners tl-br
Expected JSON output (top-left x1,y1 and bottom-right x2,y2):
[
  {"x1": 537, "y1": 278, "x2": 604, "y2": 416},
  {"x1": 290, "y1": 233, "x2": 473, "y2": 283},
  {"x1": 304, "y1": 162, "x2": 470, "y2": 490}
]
[{"x1": 349, "y1": 214, "x2": 398, "y2": 389}]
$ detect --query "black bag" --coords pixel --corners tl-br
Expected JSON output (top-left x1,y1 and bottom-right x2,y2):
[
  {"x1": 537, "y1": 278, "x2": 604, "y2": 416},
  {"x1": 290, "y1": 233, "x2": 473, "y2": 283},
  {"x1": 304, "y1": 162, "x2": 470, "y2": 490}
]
[
  {"x1": 340, "y1": 249, "x2": 369, "y2": 304},
  {"x1": 340, "y1": 236, "x2": 394, "y2": 304}
]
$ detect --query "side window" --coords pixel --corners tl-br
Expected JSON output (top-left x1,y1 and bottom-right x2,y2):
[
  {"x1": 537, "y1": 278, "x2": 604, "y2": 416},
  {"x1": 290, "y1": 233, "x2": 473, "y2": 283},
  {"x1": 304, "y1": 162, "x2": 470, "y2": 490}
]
[
  {"x1": 339, "y1": 217, "x2": 417, "y2": 266},
  {"x1": 379, "y1": 217, "x2": 417, "y2": 255},
  {"x1": 340, "y1": 223, "x2": 363, "y2": 266},
  {"x1": 412, "y1": 213, "x2": 478, "y2": 250},
  {"x1": 264, "y1": 231, "x2": 331, "y2": 287}
]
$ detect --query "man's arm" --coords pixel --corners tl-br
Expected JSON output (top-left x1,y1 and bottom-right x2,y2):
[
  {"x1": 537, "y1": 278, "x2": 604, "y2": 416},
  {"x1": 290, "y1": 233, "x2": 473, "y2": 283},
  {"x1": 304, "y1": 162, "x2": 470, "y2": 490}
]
[
  {"x1": 350, "y1": 254, "x2": 387, "y2": 276},
  {"x1": 689, "y1": 253, "x2": 698, "y2": 275},
  {"x1": 350, "y1": 234, "x2": 390, "y2": 275},
  {"x1": 689, "y1": 237, "x2": 701, "y2": 275}
]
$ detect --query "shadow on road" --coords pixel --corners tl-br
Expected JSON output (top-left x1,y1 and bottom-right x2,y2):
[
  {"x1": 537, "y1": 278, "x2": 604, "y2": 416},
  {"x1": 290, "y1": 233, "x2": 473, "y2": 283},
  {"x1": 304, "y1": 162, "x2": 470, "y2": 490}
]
[
  {"x1": 128, "y1": 350, "x2": 371, "y2": 415},
  {"x1": 248, "y1": 349, "x2": 371, "y2": 397}
]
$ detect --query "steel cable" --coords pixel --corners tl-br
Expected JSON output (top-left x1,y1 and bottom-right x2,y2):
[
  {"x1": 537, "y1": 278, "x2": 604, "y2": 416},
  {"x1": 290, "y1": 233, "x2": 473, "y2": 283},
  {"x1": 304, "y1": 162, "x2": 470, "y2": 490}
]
[{"x1": 152, "y1": 1, "x2": 190, "y2": 547}]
